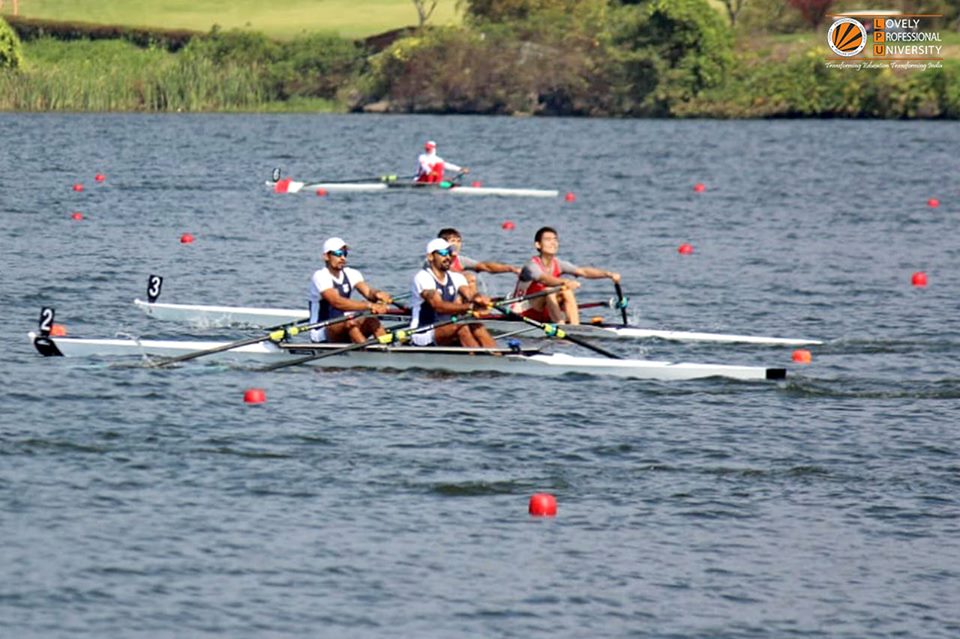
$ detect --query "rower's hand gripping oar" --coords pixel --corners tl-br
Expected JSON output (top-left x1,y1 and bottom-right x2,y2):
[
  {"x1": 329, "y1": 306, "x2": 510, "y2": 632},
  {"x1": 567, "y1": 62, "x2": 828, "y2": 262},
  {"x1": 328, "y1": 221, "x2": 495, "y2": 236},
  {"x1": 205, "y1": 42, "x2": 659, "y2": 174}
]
[
  {"x1": 258, "y1": 287, "x2": 564, "y2": 373},
  {"x1": 491, "y1": 291, "x2": 623, "y2": 360}
]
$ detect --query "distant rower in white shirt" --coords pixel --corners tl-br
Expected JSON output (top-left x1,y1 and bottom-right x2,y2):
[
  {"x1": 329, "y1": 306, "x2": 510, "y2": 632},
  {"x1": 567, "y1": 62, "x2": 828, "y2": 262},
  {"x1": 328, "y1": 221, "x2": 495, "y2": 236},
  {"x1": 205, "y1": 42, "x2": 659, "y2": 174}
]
[{"x1": 415, "y1": 140, "x2": 469, "y2": 183}]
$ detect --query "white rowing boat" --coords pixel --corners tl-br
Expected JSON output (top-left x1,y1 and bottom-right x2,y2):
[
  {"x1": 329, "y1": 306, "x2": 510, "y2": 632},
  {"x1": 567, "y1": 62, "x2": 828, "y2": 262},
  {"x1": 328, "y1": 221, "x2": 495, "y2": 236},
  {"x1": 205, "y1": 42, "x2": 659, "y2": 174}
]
[
  {"x1": 132, "y1": 298, "x2": 822, "y2": 346},
  {"x1": 28, "y1": 332, "x2": 787, "y2": 382},
  {"x1": 269, "y1": 177, "x2": 559, "y2": 198}
]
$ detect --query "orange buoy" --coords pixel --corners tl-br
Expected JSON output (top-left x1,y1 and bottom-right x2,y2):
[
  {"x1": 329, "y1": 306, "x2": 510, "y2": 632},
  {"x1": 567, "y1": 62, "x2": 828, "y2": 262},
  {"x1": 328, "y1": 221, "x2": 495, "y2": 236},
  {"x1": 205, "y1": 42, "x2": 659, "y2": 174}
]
[
  {"x1": 71, "y1": 212, "x2": 84, "y2": 221},
  {"x1": 50, "y1": 324, "x2": 68, "y2": 337},
  {"x1": 911, "y1": 271, "x2": 927, "y2": 287},
  {"x1": 72, "y1": 183, "x2": 84, "y2": 192},
  {"x1": 471, "y1": 180, "x2": 482, "y2": 187},
  {"x1": 180, "y1": 233, "x2": 195, "y2": 244},
  {"x1": 502, "y1": 220, "x2": 516, "y2": 230},
  {"x1": 315, "y1": 188, "x2": 328, "y2": 197},
  {"x1": 243, "y1": 388, "x2": 266, "y2": 404},
  {"x1": 693, "y1": 183, "x2": 706, "y2": 193},
  {"x1": 528, "y1": 493, "x2": 557, "y2": 517},
  {"x1": 678, "y1": 243, "x2": 694, "y2": 255},
  {"x1": 792, "y1": 349, "x2": 812, "y2": 364}
]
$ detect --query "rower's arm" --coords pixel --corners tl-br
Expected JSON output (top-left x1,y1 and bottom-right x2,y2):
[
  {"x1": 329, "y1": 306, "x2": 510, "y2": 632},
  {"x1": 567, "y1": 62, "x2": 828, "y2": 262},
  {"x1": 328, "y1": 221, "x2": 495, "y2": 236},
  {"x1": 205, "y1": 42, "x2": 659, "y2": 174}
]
[
  {"x1": 574, "y1": 267, "x2": 620, "y2": 283},
  {"x1": 422, "y1": 289, "x2": 471, "y2": 315},
  {"x1": 356, "y1": 281, "x2": 392, "y2": 304},
  {"x1": 321, "y1": 288, "x2": 379, "y2": 312},
  {"x1": 474, "y1": 261, "x2": 521, "y2": 275}
]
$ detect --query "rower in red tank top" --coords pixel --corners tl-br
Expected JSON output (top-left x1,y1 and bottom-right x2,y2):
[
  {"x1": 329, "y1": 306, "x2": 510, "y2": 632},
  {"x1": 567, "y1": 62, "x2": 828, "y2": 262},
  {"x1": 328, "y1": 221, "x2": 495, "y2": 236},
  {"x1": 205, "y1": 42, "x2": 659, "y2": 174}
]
[{"x1": 511, "y1": 226, "x2": 621, "y2": 325}]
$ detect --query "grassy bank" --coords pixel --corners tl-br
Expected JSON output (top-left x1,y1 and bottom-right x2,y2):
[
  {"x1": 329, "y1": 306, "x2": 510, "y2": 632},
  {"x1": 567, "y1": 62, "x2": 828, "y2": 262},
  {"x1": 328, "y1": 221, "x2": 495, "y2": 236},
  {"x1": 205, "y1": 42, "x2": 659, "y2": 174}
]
[
  {"x1": 0, "y1": 36, "x2": 343, "y2": 111},
  {"x1": 2, "y1": 1, "x2": 958, "y2": 117},
  {"x1": 2, "y1": 0, "x2": 460, "y2": 39}
]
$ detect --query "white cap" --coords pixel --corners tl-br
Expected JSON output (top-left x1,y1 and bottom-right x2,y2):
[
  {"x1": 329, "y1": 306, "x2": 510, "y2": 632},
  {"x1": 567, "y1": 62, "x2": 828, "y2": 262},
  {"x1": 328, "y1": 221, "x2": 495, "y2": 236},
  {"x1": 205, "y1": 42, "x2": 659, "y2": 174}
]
[
  {"x1": 322, "y1": 237, "x2": 348, "y2": 254},
  {"x1": 426, "y1": 238, "x2": 450, "y2": 254},
  {"x1": 424, "y1": 140, "x2": 436, "y2": 150}
]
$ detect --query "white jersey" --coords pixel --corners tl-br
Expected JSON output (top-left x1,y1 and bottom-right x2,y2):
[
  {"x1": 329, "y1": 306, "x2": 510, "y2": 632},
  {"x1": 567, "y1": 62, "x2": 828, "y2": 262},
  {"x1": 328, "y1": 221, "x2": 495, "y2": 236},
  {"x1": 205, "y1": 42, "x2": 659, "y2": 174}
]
[
  {"x1": 409, "y1": 268, "x2": 468, "y2": 345},
  {"x1": 308, "y1": 266, "x2": 364, "y2": 341},
  {"x1": 415, "y1": 151, "x2": 462, "y2": 180}
]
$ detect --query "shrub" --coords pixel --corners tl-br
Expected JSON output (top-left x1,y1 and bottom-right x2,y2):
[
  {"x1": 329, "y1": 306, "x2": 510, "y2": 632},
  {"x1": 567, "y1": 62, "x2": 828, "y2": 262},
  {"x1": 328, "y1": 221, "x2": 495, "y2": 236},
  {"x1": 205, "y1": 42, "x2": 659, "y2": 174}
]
[
  {"x1": 0, "y1": 17, "x2": 23, "y2": 69},
  {"x1": 271, "y1": 34, "x2": 365, "y2": 99}
]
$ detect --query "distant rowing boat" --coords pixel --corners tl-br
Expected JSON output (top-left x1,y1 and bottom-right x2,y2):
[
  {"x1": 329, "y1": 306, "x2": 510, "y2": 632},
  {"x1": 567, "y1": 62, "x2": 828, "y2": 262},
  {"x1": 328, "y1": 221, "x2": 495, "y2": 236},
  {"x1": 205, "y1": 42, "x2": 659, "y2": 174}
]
[
  {"x1": 132, "y1": 298, "x2": 822, "y2": 346},
  {"x1": 29, "y1": 332, "x2": 787, "y2": 383},
  {"x1": 268, "y1": 172, "x2": 559, "y2": 198}
]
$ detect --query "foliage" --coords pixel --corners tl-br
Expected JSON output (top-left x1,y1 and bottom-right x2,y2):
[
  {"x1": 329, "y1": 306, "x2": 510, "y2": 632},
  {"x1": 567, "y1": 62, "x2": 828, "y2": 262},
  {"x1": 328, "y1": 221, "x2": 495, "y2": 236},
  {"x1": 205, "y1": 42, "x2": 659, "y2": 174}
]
[
  {"x1": 614, "y1": 0, "x2": 733, "y2": 109},
  {"x1": 354, "y1": 20, "x2": 620, "y2": 115},
  {"x1": 271, "y1": 34, "x2": 365, "y2": 99},
  {"x1": 676, "y1": 46, "x2": 960, "y2": 119},
  {"x1": 4, "y1": 15, "x2": 196, "y2": 51},
  {"x1": 458, "y1": 0, "x2": 595, "y2": 24},
  {"x1": 786, "y1": 0, "x2": 835, "y2": 28},
  {"x1": 0, "y1": 17, "x2": 23, "y2": 69}
]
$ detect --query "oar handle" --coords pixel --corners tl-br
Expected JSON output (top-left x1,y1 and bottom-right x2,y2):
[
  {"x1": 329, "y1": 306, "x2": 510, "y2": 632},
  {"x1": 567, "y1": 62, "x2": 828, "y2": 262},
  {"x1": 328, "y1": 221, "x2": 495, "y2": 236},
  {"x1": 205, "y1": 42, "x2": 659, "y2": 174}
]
[{"x1": 614, "y1": 282, "x2": 628, "y2": 326}]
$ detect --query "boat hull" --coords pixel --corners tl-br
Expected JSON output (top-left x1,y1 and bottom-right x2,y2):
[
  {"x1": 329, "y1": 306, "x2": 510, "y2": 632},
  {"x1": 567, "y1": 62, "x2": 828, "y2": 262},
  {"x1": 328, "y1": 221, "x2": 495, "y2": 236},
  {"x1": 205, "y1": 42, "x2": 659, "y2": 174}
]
[
  {"x1": 29, "y1": 332, "x2": 786, "y2": 382},
  {"x1": 269, "y1": 180, "x2": 559, "y2": 198},
  {"x1": 133, "y1": 299, "x2": 821, "y2": 346}
]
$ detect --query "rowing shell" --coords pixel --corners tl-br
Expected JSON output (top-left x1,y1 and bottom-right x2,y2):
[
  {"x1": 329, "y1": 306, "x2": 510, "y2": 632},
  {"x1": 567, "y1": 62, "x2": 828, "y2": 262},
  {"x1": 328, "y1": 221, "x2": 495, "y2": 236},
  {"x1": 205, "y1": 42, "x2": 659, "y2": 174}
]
[
  {"x1": 132, "y1": 299, "x2": 822, "y2": 346},
  {"x1": 28, "y1": 333, "x2": 787, "y2": 382},
  {"x1": 269, "y1": 178, "x2": 559, "y2": 198}
]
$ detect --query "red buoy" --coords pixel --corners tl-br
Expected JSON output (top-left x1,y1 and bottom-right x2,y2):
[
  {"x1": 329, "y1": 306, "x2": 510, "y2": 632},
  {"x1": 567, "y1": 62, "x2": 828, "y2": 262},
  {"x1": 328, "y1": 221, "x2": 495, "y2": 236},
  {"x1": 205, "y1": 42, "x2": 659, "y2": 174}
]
[
  {"x1": 71, "y1": 212, "x2": 84, "y2": 221},
  {"x1": 792, "y1": 349, "x2": 812, "y2": 364},
  {"x1": 95, "y1": 173, "x2": 106, "y2": 183},
  {"x1": 50, "y1": 324, "x2": 68, "y2": 337},
  {"x1": 502, "y1": 220, "x2": 516, "y2": 231},
  {"x1": 564, "y1": 192, "x2": 576, "y2": 203},
  {"x1": 911, "y1": 271, "x2": 927, "y2": 287},
  {"x1": 678, "y1": 243, "x2": 694, "y2": 255},
  {"x1": 471, "y1": 180, "x2": 482, "y2": 187},
  {"x1": 693, "y1": 183, "x2": 706, "y2": 193},
  {"x1": 927, "y1": 198, "x2": 940, "y2": 208},
  {"x1": 180, "y1": 233, "x2": 195, "y2": 244},
  {"x1": 315, "y1": 188, "x2": 328, "y2": 197},
  {"x1": 529, "y1": 493, "x2": 557, "y2": 517},
  {"x1": 72, "y1": 183, "x2": 84, "y2": 192},
  {"x1": 243, "y1": 388, "x2": 266, "y2": 404}
]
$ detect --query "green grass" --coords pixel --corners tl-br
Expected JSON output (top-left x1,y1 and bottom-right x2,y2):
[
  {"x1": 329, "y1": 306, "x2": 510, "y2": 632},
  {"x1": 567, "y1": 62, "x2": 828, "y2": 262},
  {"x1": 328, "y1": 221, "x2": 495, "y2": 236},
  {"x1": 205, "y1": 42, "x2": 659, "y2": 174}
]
[
  {"x1": 2, "y1": 38, "x2": 275, "y2": 111},
  {"x1": 4, "y1": 0, "x2": 462, "y2": 39}
]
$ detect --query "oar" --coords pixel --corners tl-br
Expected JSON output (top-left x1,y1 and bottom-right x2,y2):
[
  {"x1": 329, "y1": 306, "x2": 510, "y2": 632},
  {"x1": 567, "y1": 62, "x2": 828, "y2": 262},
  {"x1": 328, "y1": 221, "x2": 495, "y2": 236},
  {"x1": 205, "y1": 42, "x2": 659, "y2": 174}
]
[
  {"x1": 491, "y1": 299, "x2": 623, "y2": 360},
  {"x1": 151, "y1": 311, "x2": 372, "y2": 368},
  {"x1": 272, "y1": 167, "x2": 413, "y2": 185},
  {"x1": 259, "y1": 313, "x2": 472, "y2": 372},
  {"x1": 440, "y1": 170, "x2": 467, "y2": 189},
  {"x1": 260, "y1": 287, "x2": 563, "y2": 372},
  {"x1": 613, "y1": 282, "x2": 629, "y2": 326}
]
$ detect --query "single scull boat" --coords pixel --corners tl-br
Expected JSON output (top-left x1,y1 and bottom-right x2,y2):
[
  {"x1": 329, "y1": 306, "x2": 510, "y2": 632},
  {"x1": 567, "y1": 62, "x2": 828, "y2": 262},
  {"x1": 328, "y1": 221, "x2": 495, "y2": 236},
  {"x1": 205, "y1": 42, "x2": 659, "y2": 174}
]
[{"x1": 269, "y1": 175, "x2": 559, "y2": 198}]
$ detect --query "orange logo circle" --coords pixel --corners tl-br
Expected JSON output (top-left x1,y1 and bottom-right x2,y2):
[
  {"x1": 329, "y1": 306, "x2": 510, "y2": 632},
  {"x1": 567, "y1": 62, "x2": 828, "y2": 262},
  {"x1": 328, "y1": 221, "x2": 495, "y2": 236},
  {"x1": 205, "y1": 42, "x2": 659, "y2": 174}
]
[{"x1": 828, "y1": 18, "x2": 867, "y2": 57}]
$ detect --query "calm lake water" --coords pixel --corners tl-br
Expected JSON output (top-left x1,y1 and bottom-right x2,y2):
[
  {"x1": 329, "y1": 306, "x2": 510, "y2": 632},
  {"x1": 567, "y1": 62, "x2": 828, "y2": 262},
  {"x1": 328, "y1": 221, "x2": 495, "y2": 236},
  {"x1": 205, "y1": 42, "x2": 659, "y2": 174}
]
[{"x1": 1, "y1": 114, "x2": 958, "y2": 638}]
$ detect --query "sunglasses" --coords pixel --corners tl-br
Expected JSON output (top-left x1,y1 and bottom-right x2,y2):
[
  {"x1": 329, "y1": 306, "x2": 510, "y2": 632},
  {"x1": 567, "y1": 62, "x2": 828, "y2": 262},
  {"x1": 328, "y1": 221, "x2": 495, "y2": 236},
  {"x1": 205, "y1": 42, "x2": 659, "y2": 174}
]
[
  {"x1": 433, "y1": 247, "x2": 455, "y2": 257},
  {"x1": 328, "y1": 249, "x2": 348, "y2": 258}
]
